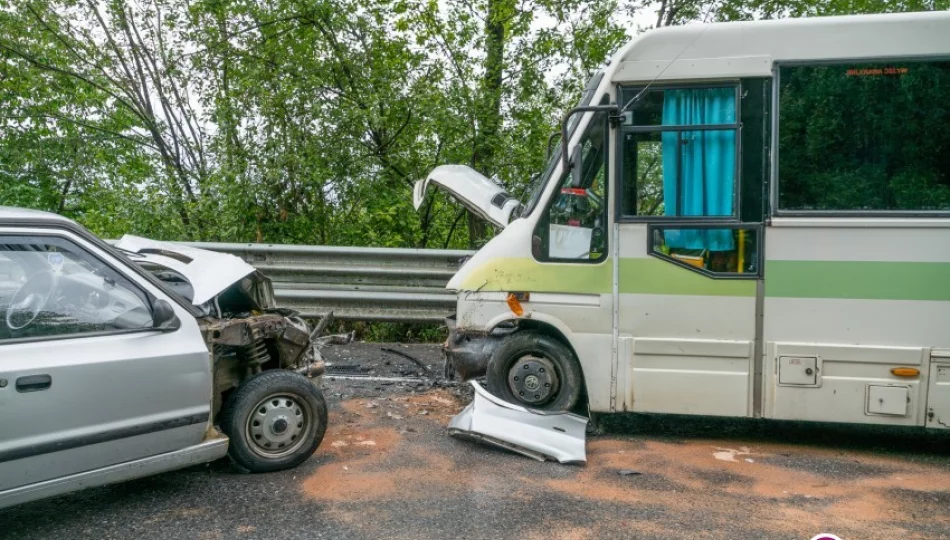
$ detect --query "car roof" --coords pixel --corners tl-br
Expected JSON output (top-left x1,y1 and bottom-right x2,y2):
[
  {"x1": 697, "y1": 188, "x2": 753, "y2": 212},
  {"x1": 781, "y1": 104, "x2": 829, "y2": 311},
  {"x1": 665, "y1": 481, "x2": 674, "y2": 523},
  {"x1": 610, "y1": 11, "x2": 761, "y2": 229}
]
[{"x1": 0, "y1": 206, "x2": 77, "y2": 226}]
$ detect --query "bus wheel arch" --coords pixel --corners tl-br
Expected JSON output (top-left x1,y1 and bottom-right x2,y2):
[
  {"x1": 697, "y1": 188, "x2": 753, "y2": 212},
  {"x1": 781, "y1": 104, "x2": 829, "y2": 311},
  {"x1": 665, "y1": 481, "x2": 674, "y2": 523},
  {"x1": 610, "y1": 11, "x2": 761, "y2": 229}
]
[{"x1": 485, "y1": 321, "x2": 587, "y2": 413}]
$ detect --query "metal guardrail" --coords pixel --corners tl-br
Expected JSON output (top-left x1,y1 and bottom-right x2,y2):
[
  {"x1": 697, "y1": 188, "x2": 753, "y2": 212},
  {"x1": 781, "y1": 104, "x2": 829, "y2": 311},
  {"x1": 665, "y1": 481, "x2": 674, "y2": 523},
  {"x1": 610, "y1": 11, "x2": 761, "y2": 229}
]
[{"x1": 181, "y1": 242, "x2": 474, "y2": 323}]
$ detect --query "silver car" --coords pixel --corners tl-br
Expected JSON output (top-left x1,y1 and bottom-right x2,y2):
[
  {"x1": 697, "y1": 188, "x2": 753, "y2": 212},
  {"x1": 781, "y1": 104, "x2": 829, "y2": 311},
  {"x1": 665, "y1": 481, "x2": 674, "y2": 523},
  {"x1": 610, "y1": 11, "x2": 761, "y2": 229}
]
[{"x1": 0, "y1": 207, "x2": 328, "y2": 509}]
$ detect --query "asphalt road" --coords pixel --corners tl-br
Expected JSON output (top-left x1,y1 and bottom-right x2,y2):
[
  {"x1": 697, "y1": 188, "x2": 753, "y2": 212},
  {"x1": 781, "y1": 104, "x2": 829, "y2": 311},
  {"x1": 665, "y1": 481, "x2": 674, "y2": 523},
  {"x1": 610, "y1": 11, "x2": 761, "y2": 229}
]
[{"x1": 4, "y1": 343, "x2": 950, "y2": 540}]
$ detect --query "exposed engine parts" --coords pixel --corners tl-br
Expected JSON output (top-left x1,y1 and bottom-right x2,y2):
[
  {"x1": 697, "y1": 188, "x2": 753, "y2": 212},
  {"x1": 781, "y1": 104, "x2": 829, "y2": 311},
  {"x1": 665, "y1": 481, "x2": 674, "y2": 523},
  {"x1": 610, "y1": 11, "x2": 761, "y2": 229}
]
[{"x1": 203, "y1": 312, "x2": 325, "y2": 415}]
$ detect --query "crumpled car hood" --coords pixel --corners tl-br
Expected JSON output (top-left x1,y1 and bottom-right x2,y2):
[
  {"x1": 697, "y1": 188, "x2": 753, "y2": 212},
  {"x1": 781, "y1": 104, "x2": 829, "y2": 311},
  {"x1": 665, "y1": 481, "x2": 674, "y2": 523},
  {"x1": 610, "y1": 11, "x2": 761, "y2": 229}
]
[
  {"x1": 413, "y1": 165, "x2": 521, "y2": 229},
  {"x1": 114, "y1": 234, "x2": 256, "y2": 306}
]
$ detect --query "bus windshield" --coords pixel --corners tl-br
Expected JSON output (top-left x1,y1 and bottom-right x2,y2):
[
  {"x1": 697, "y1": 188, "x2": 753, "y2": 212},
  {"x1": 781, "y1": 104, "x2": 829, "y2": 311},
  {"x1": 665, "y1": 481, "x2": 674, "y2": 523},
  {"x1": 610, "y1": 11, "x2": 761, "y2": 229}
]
[{"x1": 522, "y1": 70, "x2": 604, "y2": 217}]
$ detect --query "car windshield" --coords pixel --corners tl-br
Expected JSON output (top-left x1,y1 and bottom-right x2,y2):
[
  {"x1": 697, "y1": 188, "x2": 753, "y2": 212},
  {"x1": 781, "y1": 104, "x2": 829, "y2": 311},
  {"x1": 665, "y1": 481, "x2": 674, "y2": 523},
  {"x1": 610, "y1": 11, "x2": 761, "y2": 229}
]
[{"x1": 522, "y1": 70, "x2": 604, "y2": 217}]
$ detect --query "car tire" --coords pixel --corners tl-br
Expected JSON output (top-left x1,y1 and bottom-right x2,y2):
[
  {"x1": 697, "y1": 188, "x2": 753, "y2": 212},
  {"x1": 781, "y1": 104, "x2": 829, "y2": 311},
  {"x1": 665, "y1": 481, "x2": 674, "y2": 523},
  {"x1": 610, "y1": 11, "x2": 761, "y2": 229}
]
[
  {"x1": 220, "y1": 370, "x2": 328, "y2": 473},
  {"x1": 486, "y1": 331, "x2": 583, "y2": 412}
]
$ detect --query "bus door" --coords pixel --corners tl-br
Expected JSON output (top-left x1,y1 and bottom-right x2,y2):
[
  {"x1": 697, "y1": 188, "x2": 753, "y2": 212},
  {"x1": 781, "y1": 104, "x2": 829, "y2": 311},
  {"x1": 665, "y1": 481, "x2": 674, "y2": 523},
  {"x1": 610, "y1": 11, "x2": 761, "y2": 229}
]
[{"x1": 613, "y1": 82, "x2": 769, "y2": 417}]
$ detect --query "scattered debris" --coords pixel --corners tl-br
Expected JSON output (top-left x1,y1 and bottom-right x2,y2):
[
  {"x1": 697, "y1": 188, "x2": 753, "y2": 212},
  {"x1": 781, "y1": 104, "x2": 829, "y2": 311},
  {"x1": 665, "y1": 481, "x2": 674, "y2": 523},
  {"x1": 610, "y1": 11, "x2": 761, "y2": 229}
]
[
  {"x1": 386, "y1": 412, "x2": 403, "y2": 420},
  {"x1": 381, "y1": 347, "x2": 432, "y2": 375},
  {"x1": 429, "y1": 396, "x2": 455, "y2": 406},
  {"x1": 325, "y1": 364, "x2": 372, "y2": 375},
  {"x1": 618, "y1": 469, "x2": 642, "y2": 476},
  {"x1": 329, "y1": 375, "x2": 430, "y2": 384},
  {"x1": 713, "y1": 447, "x2": 755, "y2": 462},
  {"x1": 309, "y1": 311, "x2": 335, "y2": 342},
  {"x1": 314, "y1": 331, "x2": 356, "y2": 347},
  {"x1": 448, "y1": 381, "x2": 588, "y2": 464}
]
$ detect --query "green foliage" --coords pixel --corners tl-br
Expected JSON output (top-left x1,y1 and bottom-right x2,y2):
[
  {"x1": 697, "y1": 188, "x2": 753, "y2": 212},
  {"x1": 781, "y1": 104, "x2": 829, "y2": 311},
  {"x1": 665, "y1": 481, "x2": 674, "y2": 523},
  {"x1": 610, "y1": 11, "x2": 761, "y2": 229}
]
[
  {"x1": 341, "y1": 321, "x2": 448, "y2": 344},
  {"x1": 0, "y1": 0, "x2": 628, "y2": 249},
  {"x1": 5, "y1": 0, "x2": 944, "y2": 248}
]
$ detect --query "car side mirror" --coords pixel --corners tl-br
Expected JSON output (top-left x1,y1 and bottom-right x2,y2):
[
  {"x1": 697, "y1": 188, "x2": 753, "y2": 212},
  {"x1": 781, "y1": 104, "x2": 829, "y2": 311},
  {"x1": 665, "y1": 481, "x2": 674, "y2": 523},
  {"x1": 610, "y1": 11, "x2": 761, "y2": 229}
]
[
  {"x1": 152, "y1": 299, "x2": 181, "y2": 332},
  {"x1": 570, "y1": 145, "x2": 583, "y2": 188}
]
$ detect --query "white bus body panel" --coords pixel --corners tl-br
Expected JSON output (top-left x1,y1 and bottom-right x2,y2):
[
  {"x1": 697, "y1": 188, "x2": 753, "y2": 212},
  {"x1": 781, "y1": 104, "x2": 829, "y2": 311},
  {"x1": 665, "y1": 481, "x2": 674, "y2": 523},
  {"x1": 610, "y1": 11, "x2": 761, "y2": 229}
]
[
  {"x1": 764, "y1": 219, "x2": 950, "y2": 427},
  {"x1": 441, "y1": 12, "x2": 950, "y2": 427}
]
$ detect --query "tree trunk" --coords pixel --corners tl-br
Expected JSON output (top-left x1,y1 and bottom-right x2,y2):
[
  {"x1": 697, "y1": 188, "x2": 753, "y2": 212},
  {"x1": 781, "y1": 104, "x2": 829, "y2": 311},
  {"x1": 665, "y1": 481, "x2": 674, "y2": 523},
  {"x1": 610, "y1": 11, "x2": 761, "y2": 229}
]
[{"x1": 469, "y1": 0, "x2": 512, "y2": 248}]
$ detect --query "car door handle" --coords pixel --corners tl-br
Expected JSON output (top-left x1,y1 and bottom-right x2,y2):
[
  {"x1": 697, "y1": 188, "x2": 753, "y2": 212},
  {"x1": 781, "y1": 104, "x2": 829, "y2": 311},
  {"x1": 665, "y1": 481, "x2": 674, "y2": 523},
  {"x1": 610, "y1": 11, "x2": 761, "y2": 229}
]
[{"x1": 16, "y1": 375, "x2": 52, "y2": 393}]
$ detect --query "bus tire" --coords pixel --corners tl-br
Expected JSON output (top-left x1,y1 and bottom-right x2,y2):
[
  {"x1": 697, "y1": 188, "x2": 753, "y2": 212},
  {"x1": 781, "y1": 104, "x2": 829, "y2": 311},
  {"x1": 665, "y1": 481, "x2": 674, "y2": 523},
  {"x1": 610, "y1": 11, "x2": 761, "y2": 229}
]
[{"x1": 486, "y1": 331, "x2": 583, "y2": 412}]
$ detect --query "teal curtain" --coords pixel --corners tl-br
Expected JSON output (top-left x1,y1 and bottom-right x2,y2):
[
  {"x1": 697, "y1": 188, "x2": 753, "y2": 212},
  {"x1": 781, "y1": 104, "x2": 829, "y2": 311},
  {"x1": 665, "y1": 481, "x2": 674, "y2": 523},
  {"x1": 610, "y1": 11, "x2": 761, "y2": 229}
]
[{"x1": 661, "y1": 88, "x2": 736, "y2": 251}]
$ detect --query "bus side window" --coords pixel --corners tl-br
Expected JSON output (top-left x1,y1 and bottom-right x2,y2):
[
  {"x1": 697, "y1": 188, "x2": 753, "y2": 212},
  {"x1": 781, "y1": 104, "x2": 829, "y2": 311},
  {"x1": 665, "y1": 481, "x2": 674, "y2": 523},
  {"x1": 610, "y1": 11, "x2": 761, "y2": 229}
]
[
  {"x1": 650, "y1": 226, "x2": 759, "y2": 275},
  {"x1": 778, "y1": 60, "x2": 950, "y2": 213},
  {"x1": 619, "y1": 86, "x2": 743, "y2": 275},
  {"x1": 619, "y1": 86, "x2": 739, "y2": 221}
]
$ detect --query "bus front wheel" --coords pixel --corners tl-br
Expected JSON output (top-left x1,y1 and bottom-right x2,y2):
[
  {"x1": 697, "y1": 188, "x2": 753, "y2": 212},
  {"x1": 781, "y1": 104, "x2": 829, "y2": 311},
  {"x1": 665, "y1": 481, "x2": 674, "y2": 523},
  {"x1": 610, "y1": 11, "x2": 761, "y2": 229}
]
[{"x1": 486, "y1": 331, "x2": 583, "y2": 413}]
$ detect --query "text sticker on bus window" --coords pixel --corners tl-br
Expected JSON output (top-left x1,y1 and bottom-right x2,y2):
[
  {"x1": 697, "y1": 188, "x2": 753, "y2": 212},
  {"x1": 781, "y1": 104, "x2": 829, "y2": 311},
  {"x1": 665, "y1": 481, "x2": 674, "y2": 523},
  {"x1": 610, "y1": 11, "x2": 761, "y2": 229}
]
[{"x1": 846, "y1": 67, "x2": 908, "y2": 76}]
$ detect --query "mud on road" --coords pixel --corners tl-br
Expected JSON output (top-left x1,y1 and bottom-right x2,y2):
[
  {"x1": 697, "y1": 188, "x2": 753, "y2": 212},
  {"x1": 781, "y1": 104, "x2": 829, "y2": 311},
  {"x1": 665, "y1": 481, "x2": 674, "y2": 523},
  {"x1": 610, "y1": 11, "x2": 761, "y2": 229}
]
[{"x1": 4, "y1": 343, "x2": 950, "y2": 540}]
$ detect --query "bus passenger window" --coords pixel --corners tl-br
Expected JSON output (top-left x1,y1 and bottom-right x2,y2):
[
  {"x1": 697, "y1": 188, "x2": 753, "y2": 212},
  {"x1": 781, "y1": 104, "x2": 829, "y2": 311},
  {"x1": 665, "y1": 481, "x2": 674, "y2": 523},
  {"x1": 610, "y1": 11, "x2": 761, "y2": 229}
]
[
  {"x1": 619, "y1": 87, "x2": 739, "y2": 222},
  {"x1": 650, "y1": 226, "x2": 758, "y2": 276},
  {"x1": 778, "y1": 61, "x2": 950, "y2": 212},
  {"x1": 625, "y1": 132, "x2": 664, "y2": 216}
]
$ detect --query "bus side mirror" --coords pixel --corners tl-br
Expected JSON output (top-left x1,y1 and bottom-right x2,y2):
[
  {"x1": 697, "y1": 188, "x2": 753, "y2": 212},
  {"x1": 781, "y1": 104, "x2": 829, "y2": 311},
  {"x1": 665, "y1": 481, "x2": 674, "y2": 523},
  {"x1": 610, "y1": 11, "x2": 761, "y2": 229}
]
[{"x1": 570, "y1": 145, "x2": 583, "y2": 188}]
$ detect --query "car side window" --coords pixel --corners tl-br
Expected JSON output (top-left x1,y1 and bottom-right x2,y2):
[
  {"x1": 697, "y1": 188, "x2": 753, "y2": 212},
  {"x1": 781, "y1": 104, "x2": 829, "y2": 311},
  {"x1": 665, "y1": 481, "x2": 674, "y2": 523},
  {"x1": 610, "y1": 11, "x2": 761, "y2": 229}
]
[{"x1": 0, "y1": 235, "x2": 154, "y2": 341}]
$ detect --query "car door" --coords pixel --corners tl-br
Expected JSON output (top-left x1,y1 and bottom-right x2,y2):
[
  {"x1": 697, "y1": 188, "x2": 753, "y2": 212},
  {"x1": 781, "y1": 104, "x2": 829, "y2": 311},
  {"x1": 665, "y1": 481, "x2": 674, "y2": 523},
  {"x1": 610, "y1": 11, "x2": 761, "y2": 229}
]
[{"x1": 0, "y1": 227, "x2": 212, "y2": 493}]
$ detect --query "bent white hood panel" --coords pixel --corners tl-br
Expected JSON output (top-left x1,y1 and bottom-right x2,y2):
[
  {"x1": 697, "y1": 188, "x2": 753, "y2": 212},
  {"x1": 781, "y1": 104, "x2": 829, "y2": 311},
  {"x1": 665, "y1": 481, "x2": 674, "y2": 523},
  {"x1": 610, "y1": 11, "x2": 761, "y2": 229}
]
[
  {"x1": 448, "y1": 381, "x2": 587, "y2": 464},
  {"x1": 115, "y1": 234, "x2": 256, "y2": 306},
  {"x1": 413, "y1": 165, "x2": 521, "y2": 229}
]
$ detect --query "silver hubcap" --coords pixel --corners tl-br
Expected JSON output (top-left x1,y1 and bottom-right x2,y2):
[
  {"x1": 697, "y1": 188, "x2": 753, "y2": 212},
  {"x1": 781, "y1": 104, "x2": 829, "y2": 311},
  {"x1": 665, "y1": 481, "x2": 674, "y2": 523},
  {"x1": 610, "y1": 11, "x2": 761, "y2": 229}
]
[
  {"x1": 507, "y1": 355, "x2": 560, "y2": 405},
  {"x1": 246, "y1": 394, "x2": 309, "y2": 458}
]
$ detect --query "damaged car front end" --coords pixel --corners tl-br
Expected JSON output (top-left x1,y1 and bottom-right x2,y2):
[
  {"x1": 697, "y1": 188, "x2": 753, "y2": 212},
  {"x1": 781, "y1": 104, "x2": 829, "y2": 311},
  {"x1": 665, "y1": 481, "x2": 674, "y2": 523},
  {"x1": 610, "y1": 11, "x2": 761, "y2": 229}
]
[{"x1": 114, "y1": 235, "x2": 325, "y2": 418}]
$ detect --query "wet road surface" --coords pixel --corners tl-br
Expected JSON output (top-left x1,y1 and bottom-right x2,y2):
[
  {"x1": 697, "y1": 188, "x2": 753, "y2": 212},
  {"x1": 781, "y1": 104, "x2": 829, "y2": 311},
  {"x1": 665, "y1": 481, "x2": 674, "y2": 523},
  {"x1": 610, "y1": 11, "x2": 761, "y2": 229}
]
[{"x1": 4, "y1": 343, "x2": 950, "y2": 540}]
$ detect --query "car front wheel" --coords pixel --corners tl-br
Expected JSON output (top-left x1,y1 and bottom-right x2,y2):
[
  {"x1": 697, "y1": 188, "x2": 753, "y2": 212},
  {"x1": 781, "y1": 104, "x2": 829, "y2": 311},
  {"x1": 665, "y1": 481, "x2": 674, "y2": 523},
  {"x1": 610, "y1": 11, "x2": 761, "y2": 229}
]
[{"x1": 221, "y1": 371, "x2": 328, "y2": 473}]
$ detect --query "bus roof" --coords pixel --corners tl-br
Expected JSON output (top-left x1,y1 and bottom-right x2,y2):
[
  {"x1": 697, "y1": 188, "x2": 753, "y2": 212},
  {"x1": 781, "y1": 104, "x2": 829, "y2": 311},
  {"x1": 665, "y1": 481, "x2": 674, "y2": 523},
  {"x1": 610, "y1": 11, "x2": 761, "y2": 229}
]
[{"x1": 610, "y1": 11, "x2": 950, "y2": 84}]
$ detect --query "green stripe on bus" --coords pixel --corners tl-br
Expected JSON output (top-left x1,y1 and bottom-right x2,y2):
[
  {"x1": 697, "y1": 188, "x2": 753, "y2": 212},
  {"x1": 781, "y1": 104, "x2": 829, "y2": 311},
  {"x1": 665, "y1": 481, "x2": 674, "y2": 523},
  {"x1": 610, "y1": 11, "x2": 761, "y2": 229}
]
[
  {"x1": 618, "y1": 258, "x2": 756, "y2": 297},
  {"x1": 766, "y1": 260, "x2": 950, "y2": 301},
  {"x1": 458, "y1": 258, "x2": 613, "y2": 294},
  {"x1": 459, "y1": 257, "x2": 755, "y2": 297}
]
